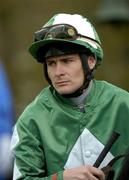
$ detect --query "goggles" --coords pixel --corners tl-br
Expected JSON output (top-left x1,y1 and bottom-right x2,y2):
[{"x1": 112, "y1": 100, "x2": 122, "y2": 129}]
[{"x1": 34, "y1": 24, "x2": 101, "y2": 48}]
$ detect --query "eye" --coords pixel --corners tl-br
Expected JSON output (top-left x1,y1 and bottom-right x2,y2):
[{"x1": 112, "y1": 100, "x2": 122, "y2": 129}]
[
  {"x1": 63, "y1": 58, "x2": 73, "y2": 64},
  {"x1": 46, "y1": 60, "x2": 55, "y2": 66}
]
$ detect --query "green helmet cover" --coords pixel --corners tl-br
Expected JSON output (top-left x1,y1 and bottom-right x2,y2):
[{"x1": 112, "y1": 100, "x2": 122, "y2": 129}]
[{"x1": 29, "y1": 13, "x2": 103, "y2": 63}]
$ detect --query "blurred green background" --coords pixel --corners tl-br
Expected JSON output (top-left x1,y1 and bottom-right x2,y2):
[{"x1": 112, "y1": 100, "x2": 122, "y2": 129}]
[{"x1": 0, "y1": 0, "x2": 129, "y2": 118}]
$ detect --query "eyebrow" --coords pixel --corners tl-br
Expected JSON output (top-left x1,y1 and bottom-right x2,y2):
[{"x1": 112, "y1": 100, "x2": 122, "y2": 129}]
[{"x1": 46, "y1": 54, "x2": 77, "y2": 61}]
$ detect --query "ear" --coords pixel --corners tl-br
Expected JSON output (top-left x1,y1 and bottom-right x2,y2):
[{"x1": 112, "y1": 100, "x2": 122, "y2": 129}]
[{"x1": 88, "y1": 56, "x2": 96, "y2": 70}]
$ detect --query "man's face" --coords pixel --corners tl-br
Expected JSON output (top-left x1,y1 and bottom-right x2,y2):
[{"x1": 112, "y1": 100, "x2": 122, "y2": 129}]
[{"x1": 46, "y1": 54, "x2": 85, "y2": 95}]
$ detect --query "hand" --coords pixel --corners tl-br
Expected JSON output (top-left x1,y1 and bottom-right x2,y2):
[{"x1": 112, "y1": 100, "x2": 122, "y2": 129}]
[{"x1": 63, "y1": 165, "x2": 105, "y2": 180}]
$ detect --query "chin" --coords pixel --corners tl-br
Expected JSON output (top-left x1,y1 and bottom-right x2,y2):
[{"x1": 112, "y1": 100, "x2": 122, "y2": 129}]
[
  {"x1": 54, "y1": 85, "x2": 79, "y2": 95},
  {"x1": 58, "y1": 91, "x2": 71, "y2": 95},
  {"x1": 56, "y1": 88, "x2": 75, "y2": 95}
]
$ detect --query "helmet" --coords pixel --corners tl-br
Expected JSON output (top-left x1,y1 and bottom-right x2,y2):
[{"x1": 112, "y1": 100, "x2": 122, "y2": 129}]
[{"x1": 29, "y1": 13, "x2": 103, "y2": 64}]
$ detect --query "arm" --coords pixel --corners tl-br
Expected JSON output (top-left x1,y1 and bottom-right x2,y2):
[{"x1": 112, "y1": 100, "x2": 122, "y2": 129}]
[
  {"x1": 11, "y1": 116, "x2": 105, "y2": 180},
  {"x1": 11, "y1": 117, "x2": 63, "y2": 180}
]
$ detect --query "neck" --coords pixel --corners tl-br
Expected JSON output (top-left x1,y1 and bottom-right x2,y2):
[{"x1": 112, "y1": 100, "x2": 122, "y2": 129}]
[
  {"x1": 69, "y1": 80, "x2": 92, "y2": 106},
  {"x1": 62, "y1": 79, "x2": 91, "y2": 98}
]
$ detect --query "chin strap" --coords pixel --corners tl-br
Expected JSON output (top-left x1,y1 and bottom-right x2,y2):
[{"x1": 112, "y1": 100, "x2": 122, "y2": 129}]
[{"x1": 79, "y1": 53, "x2": 95, "y2": 81}]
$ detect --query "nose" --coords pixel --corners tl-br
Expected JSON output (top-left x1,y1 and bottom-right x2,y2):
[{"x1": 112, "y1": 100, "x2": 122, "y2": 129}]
[{"x1": 55, "y1": 63, "x2": 65, "y2": 76}]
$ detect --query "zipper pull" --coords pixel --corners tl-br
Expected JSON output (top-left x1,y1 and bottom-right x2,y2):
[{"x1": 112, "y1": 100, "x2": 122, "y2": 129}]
[{"x1": 78, "y1": 104, "x2": 85, "y2": 113}]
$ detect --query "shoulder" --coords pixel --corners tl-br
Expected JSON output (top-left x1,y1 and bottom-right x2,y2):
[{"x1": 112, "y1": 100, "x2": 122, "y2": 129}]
[
  {"x1": 24, "y1": 86, "x2": 51, "y2": 112},
  {"x1": 16, "y1": 86, "x2": 54, "y2": 126},
  {"x1": 94, "y1": 80, "x2": 129, "y2": 101}
]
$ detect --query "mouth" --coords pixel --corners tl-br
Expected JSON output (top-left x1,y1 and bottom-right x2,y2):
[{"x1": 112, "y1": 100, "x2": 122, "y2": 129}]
[{"x1": 55, "y1": 81, "x2": 70, "y2": 86}]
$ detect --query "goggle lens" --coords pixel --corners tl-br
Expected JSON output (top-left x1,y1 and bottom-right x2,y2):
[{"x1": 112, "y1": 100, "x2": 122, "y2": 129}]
[{"x1": 34, "y1": 24, "x2": 78, "y2": 42}]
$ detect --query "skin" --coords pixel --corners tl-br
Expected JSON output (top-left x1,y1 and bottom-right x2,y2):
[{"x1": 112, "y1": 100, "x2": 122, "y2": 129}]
[
  {"x1": 46, "y1": 53, "x2": 96, "y2": 95},
  {"x1": 63, "y1": 166, "x2": 105, "y2": 180},
  {"x1": 46, "y1": 53, "x2": 105, "y2": 179}
]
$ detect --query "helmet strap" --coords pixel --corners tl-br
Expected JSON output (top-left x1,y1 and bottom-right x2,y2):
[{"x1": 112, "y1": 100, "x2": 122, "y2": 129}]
[
  {"x1": 79, "y1": 53, "x2": 95, "y2": 86},
  {"x1": 80, "y1": 53, "x2": 95, "y2": 78}
]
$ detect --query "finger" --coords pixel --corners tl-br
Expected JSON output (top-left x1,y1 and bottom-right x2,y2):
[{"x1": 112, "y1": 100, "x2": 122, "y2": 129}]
[
  {"x1": 94, "y1": 171, "x2": 105, "y2": 180},
  {"x1": 89, "y1": 167, "x2": 105, "y2": 180},
  {"x1": 89, "y1": 174, "x2": 102, "y2": 180}
]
